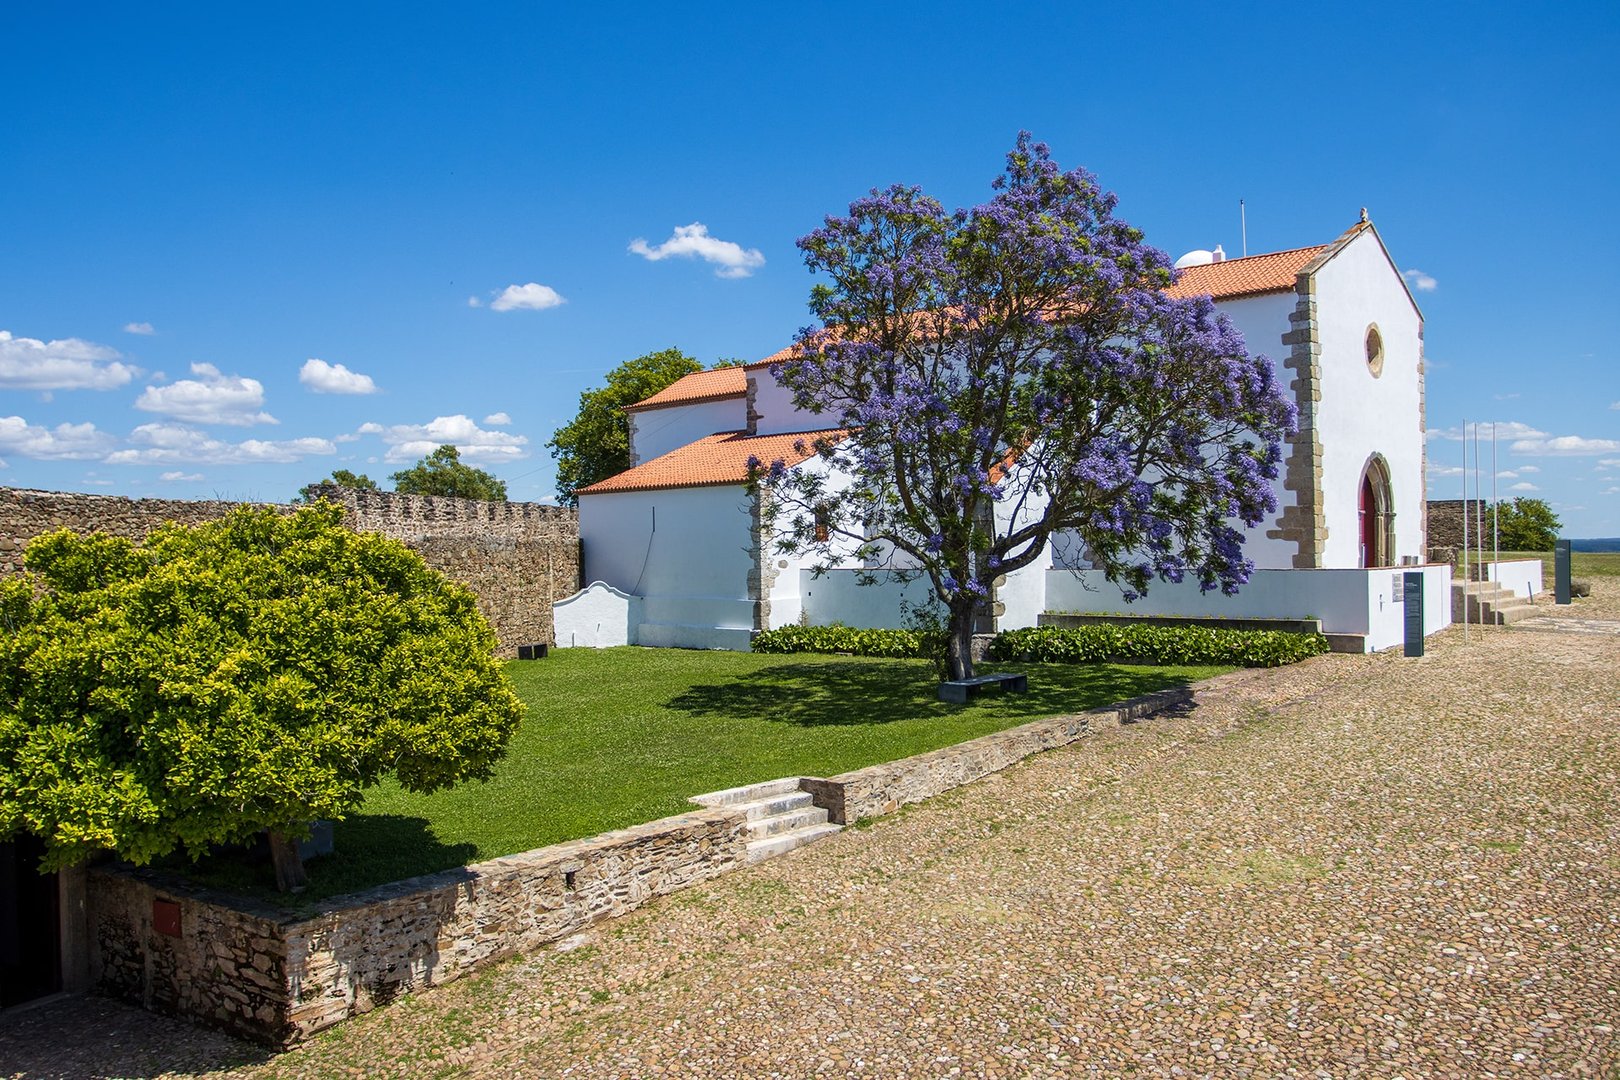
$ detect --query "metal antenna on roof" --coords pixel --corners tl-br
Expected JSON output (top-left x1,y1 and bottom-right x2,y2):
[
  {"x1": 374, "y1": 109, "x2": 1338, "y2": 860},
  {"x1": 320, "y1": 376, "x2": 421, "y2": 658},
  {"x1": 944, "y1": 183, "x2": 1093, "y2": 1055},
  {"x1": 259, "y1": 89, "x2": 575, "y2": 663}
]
[{"x1": 1240, "y1": 199, "x2": 1247, "y2": 258}]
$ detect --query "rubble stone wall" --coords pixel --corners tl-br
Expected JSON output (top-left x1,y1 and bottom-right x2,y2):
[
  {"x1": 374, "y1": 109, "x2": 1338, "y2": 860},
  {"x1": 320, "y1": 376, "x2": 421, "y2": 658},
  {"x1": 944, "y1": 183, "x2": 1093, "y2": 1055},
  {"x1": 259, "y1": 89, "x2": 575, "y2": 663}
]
[
  {"x1": 88, "y1": 807, "x2": 749, "y2": 1045},
  {"x1": 0, "y1": 486, "x2": 579, "y2": 654}
]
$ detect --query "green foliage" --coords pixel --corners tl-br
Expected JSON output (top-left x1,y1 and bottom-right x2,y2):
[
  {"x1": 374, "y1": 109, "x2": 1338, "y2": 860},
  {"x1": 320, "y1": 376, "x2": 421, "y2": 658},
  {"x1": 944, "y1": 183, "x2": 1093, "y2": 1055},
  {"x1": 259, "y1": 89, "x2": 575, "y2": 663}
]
[
  {"x1": 989, "y1": 625, "x2": 1329, "y2": 668},
  {"x1": 1493, "y1": 497, "x2": 1561, "y2": 551},
  {"x1": 295, "y1": 468, "x2": 379, "y2": 502},
  {"x1": 391, "y1": 445, "x2": 508, "y2": 501},
  {"x1": 547, "y1": 347, "x2": 704, "y2": 505},
  {"x1": 751, "y1": 624, "x2": 936, "y2": 658},
  {"x1": 0, "y1": 504, "x2": 524, "y2": 873},
  {"x1": 181, "y1": 648, "x2": 1223, "y2": 900}
]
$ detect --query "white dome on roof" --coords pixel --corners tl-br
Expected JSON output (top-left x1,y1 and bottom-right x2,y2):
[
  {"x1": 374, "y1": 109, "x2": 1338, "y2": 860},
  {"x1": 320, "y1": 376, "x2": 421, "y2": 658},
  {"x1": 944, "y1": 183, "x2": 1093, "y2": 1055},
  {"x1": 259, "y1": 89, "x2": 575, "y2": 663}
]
[{"x1": 1174, "y1": 249, "x2": 1215, "y2": 269}]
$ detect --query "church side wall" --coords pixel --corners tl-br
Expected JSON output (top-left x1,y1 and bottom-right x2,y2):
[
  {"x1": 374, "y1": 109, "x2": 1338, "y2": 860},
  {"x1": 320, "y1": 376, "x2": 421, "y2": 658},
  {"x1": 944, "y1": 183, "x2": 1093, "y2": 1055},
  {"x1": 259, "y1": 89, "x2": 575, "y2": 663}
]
[
  {"x1": 0, "y1": 486, "x2": 579, "y2": 657},
  {"x1": 1208, "y1": 291, "x2": 1300, "y2": 571},
  {"x1": 578, "y1": 485, "x2": 756, "y2": 648},
  {"x1": 1310, "y1": 235, "x2": 1426, "y2": 567},
  {"x1": 627, "y1": 398, "x2": 747, "y2": 465}
]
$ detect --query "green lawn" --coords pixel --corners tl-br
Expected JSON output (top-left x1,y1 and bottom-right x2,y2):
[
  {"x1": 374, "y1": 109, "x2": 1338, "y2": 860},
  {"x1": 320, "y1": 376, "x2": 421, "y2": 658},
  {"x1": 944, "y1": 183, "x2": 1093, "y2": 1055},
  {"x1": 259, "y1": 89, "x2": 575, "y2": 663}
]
[{"x1": 180, "y1": 648, "x2": 1224, "y2": 902}]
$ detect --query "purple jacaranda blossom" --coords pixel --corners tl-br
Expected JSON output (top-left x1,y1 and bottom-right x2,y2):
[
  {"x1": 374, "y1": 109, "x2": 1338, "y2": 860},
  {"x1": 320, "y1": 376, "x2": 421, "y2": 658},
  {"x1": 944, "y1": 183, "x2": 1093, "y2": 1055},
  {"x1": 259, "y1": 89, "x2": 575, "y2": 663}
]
[{"x1": 758, "y1": 133, "x2": 1295, "y2": 680}]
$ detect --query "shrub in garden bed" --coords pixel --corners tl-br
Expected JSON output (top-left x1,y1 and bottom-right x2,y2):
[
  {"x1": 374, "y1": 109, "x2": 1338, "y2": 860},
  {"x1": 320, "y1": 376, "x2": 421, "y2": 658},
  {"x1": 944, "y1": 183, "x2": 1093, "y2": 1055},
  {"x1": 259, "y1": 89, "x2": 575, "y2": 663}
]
[
  {"x1": 988, "y1": 625, "x2": 1328, "y2": 668},
  {"x1": 751, "y1": 624, "x2": 934, "y2": 658}
]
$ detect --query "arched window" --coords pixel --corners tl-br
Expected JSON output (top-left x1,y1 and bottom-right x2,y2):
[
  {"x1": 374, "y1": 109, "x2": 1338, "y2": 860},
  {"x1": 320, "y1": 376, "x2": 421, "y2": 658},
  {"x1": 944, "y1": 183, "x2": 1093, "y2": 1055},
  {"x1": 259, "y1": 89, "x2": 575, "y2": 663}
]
[{"x1": 1358, "y1": 454, "x2": 1396, "y2": 568}]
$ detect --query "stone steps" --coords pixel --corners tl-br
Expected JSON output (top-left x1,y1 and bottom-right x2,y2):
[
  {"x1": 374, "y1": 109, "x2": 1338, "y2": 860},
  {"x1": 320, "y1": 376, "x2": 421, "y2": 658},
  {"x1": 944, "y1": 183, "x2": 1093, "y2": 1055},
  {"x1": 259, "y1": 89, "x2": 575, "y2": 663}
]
[
  {"x1": 1452, "y1": 581, "x2": 1538, "y2": 626},
  {"x1": 689, "y1": 777, "x2": 842, "y2": 865}
]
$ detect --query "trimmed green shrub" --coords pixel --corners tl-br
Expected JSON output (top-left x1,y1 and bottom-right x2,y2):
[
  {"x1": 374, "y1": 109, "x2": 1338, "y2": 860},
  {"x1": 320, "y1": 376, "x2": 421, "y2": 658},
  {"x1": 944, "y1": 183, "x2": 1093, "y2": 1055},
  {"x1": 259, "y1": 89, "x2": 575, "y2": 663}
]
[
  {"x1": 988, "y1": 625, "x2": 1328, "y2": 668},
  {"x1": 751, "y1": 624, "x2": 933, "y2": 658}
]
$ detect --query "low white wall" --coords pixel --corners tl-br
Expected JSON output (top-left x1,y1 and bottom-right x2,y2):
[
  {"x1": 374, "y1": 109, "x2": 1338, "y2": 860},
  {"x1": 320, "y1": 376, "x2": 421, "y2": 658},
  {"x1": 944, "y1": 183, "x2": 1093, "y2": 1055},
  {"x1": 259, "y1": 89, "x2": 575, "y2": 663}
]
[
  {"x1": 553, "y1": 582, "x2": 642, "y2": 648},
  {"x1": 1045, "y1": 565, "x2": 1453, "y2": 652},
  {"x1": 1479, "y1": 559, "x2": 1543, "y2": 599}
]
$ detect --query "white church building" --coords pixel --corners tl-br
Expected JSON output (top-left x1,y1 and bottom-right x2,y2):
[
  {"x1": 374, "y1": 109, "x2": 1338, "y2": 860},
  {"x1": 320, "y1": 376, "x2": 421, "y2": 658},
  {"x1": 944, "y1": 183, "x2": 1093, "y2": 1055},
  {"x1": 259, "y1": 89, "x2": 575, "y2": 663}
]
[{"x1": 556, "y1": 216, "x2": 1453, "y2": 653}]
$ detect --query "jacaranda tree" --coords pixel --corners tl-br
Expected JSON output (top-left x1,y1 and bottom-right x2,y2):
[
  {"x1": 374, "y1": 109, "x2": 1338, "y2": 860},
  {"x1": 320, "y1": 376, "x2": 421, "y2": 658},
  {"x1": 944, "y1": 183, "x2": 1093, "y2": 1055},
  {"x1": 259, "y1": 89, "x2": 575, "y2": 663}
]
[
  {"x1": 758, "y1": 134, "x2": 1297, "y2": 682},
  {"x1": 0, "y1": 504, "x2": 524, "y2": 891}
]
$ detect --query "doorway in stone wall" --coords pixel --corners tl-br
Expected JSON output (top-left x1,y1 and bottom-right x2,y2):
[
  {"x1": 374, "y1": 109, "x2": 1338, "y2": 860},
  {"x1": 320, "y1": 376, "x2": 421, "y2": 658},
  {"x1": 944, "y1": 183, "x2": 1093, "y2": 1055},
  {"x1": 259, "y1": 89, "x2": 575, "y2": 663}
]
[
  {"x1": 0, "y1": 835, "x2": 61, "y2": 1008},
  {"x1": 1358, "y1": 455, "x2": 1395, "y2": 568}
]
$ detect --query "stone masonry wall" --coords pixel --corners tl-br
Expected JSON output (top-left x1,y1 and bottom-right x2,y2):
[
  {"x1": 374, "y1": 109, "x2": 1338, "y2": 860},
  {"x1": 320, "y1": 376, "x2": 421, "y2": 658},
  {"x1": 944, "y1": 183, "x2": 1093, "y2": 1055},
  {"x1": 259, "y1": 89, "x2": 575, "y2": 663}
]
[
  {"x1": 88, "y1": 806, "x2": 749, "y2": 1045},
  {"x1": 799, "y1": 687, "x2": 1191, "y2": 825},
  {"x1": 0, "y1": 486, "x2": 579, "y2": 655}
]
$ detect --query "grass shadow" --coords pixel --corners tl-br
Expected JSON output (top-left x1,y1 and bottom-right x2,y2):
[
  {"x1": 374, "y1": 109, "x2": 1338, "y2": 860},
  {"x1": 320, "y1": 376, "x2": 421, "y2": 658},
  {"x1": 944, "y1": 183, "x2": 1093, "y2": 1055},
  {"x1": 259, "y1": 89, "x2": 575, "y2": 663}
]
[
  {"x1": 169, "y1": 815, "x2": 479, "y2": 903},
  {"x1": 664, "y1": 657, "x2": 1200, "y2": 728}
]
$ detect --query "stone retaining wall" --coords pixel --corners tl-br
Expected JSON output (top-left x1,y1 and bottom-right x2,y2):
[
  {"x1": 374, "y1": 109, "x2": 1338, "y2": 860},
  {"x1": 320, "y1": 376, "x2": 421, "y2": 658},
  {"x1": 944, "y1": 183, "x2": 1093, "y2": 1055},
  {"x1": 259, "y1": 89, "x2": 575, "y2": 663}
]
[
  {"x1": 89, "y1": 807, "x2": 748, "y2": 1045},
  {"x1": 85, "y1": 686, "x2": 1193, "y2": 1045},
  {"x1": 0, "y1": 486, "x2": 580, "y2": 655},
  {"x1": 800, "y1": 687, "x2": 1191, "y2": 825}
]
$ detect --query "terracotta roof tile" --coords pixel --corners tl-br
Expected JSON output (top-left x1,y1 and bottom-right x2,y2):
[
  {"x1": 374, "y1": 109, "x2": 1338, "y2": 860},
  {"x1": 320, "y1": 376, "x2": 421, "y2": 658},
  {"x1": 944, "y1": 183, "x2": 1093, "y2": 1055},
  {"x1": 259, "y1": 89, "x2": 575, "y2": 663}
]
[
  {"x1": 578, "y1": 428, "x2": 847, "y2": 495},
  {"x1": 623, "y1": 367, "x2": 747, "y2": 412},
  {"x1": 1163, "y1": 245, "x2": 1327, "y2": 301}
]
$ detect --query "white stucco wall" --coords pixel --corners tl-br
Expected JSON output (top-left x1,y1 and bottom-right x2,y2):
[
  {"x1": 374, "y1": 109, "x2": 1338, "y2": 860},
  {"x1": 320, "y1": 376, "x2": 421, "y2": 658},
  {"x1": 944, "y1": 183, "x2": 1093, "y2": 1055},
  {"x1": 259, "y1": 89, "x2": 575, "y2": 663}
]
[
  {"x1": 763, "y1": 455, "x2": 862, "y2": 629},
  {"x1": 1210, "y1": 290, "x2": 1301, "y2": 571},
  {"x1": 1479, "y1": 558, "x2": 1544, "y2": 599},
  {"x1": 553, "y1": 581, "x2": 643, "y2": 648},
  {"x1": 1045, "y1": 563, "x2": 1451, "y2": 651},
  {"x1": 747, "y1": 366, "x2": 828, "y2": 436},
  {"x1": 1311, "y1": 230, "x2": 1426, "y2": 568},
  {"x1": 799, "y1": 569, "x2": 943, "y2": 629},
  {"x1": 578, "y1": 484, "x2": 757, "y2": 649},
  {"x1": 627, "y1": 398, "x2": 747, "y2": 464}
]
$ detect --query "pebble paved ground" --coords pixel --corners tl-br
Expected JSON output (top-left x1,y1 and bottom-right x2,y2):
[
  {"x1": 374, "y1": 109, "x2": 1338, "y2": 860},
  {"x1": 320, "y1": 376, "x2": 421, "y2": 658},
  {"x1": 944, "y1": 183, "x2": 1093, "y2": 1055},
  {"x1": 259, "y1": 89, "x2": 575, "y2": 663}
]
[{"x1": 4, "y1": 583, "x2": 1618, "y2": 1079}]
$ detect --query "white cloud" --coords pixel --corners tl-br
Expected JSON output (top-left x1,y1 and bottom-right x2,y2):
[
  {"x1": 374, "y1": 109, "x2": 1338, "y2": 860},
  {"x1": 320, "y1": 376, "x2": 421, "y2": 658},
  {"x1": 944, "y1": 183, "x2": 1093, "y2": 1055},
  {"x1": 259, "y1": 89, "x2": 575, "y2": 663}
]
[
  {"x1": 483, "y1": 412, "x2": 512, "y2": 426},
  {"x1": 1493, "y1": 392, "x2": 1520, "y2": 401},
  {"x1": 1510, "y1": 434, "x2": 1620, "y2": 456},
  {"x1": 629, "y1": 223, "x2": 765, "y2": 279},
  {"x1": 488, "y1": 283, "x2": 566, "y2": 312},
  {"x1": 1496, "y1": 470, "x2": 1518, "y2": 479},
  {"x1": 106, "y1": 423, "x2": 335, "y2": 465},
  {"x1": 0, "y1": 330, "x2": 140, "y2": 390},
  {"x1": 135, "y1": 363, "x2": 276, "y2": 426},
  {"x1": 1520, "y1": 465, "x2": 1540, "y2": 473},
  {"x1": 1402, "y1": 268, "x2": 1437, "y2": 292},
  {"x1": 1611, "y1": 401, "x2": 1619, "y2": 410},
  {"x1": 1602, "y1": 486, "x2": 1620, "y2": 496},
  {"x1": 0, "y1": 415, "x2": 116, "y2": 460},
  {"x1": 1426, "y1": 462, "x2": 1463, "y2": 477},
  {"x1": 467, "y1": 296, "x2": 483, "y2": 308},
  {"x1": 123, "y1": 322, "x2": 156, "y2": 336},
  {"x1": 1508, "y1": 482, "x2": 1539, "y2": 491},
  {"x1": 1428, "y1": 421, "x2": 1546, "y2": 442},
  {"x1": 159, "y1": 470, "x2": 203, "y2": 482},
  {"x1": 300, "y1": 358, "x2": 378, "y2": 395},
  {"x1": 363, "y1": 414, "x2": 529, "y2": 463}
]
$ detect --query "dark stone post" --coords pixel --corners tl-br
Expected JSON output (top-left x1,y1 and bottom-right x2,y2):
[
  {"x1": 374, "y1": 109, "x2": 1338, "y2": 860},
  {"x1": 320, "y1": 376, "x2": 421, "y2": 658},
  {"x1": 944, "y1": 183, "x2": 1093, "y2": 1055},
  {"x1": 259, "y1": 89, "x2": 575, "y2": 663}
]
[
  {"x1": 1555, "y1": 539, "x2": 1571, "y2": 605},
  {"x1": 1403, "y1": 571, "x2": 1425, "y2": 658}
]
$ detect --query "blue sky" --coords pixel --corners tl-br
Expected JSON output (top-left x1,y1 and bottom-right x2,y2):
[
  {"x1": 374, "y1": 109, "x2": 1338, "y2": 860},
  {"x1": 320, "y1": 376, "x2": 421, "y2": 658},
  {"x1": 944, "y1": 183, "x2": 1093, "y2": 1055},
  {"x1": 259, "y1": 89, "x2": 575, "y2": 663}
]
[{"x1": 3, "y1": 3, "x2": 1617, "y2": 534}]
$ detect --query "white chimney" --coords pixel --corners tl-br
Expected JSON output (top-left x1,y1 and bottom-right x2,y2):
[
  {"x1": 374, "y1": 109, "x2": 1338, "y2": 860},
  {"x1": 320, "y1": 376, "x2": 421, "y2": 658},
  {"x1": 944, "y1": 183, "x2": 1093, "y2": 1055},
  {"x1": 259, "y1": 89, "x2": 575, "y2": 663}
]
[{"x1": 1212, "y1": 244, "x2": 1226, "y2": 262}]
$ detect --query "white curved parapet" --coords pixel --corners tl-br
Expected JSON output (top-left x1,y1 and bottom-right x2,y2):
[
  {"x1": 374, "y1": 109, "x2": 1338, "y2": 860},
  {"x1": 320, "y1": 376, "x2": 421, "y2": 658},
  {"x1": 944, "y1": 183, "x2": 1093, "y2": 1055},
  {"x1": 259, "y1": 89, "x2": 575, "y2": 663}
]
[{"x1": 553, "y1": 580, "x2": 643, "y2": 648}]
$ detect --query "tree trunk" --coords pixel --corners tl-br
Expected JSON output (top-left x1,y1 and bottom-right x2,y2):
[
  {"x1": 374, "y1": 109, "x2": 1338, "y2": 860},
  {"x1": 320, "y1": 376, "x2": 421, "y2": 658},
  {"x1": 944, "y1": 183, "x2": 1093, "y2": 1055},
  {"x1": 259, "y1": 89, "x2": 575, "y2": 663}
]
[
  {"x1": 946, "y1": 602, "x2": 976, "y2": 681},
  {"x1": 267, "y1": 830, "x2": 308, "y2": 893}
]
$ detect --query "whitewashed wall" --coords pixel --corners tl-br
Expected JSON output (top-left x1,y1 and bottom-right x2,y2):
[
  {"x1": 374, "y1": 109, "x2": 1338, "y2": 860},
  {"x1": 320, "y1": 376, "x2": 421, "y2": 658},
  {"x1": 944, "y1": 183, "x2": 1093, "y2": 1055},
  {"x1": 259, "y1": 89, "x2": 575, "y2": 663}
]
[
  {"x1": 1210, "y1": 290, "x2": 1301, "y2": 571},
  {"x1": 1478, "y1": 558, "x2": 1544, "y2": 599},
  {"x1": 1045, "y1": 563, "x2": 1452, "y2": 652},
  {"x1": 763, "y1": 455, "x2": 860, "y2": 630},
  {"x1": 800, "y1": 569, "x2": 942, "y2": 629},
  {"x1": 553, "y1": 582, "x2": 643, "y2": 647},
  {"x1": 628, "y1": 398, "x2": 747, "y2": 464},
  {"x1": 747, "y1": 365, "x2": 817, "y2": 436},
  {"x1": 1313, "y1": 231, "x2": 1426, "y2": 568},
  {"x1": 579, "y1": 485, "x2": 757, "y2": 649}
]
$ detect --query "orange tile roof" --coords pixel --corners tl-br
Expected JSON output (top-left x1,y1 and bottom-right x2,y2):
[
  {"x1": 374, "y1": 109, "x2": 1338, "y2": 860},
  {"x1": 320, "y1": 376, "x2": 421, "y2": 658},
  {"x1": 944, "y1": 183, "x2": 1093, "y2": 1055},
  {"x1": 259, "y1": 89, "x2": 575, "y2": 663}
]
[
  {"x1": 578, "y1": 428, "x2": 847, "y2": 495},
  {"x1": 1163, "y1": 245, "x2": 1327, "y2": 301},
  {"x1": 623, "y1": 366, "x2": 747, "y2": 412}
]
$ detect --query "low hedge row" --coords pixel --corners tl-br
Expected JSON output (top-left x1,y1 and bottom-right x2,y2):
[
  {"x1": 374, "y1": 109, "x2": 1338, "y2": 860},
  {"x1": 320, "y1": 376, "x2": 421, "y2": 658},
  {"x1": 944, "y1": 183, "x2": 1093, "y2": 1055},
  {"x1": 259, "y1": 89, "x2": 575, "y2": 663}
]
[
  {"x1": 751, "y1": 624, "x2": 936, "y2": 658},
  {"x1": 753, "y1": 622, "x2": 1328, "y2": 668},
  {"x1": 988, "y1": 625, "x2": 1328, "y2": 668}
]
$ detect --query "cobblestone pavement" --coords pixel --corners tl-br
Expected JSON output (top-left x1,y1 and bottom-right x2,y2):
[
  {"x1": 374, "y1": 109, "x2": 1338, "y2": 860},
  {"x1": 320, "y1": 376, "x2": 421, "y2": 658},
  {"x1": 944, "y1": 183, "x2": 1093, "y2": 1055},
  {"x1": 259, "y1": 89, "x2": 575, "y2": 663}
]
[{"x1": 4, "y1": 600, "x2": 1618, "y2": 1079}]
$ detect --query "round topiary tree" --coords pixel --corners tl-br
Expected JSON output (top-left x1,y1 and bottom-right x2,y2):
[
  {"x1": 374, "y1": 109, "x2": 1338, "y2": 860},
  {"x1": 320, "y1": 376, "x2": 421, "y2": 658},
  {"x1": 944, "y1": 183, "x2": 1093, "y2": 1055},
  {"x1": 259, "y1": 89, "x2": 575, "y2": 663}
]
[{"x1": 0, "y1": 503, "x2": 525, "y2": 891}]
